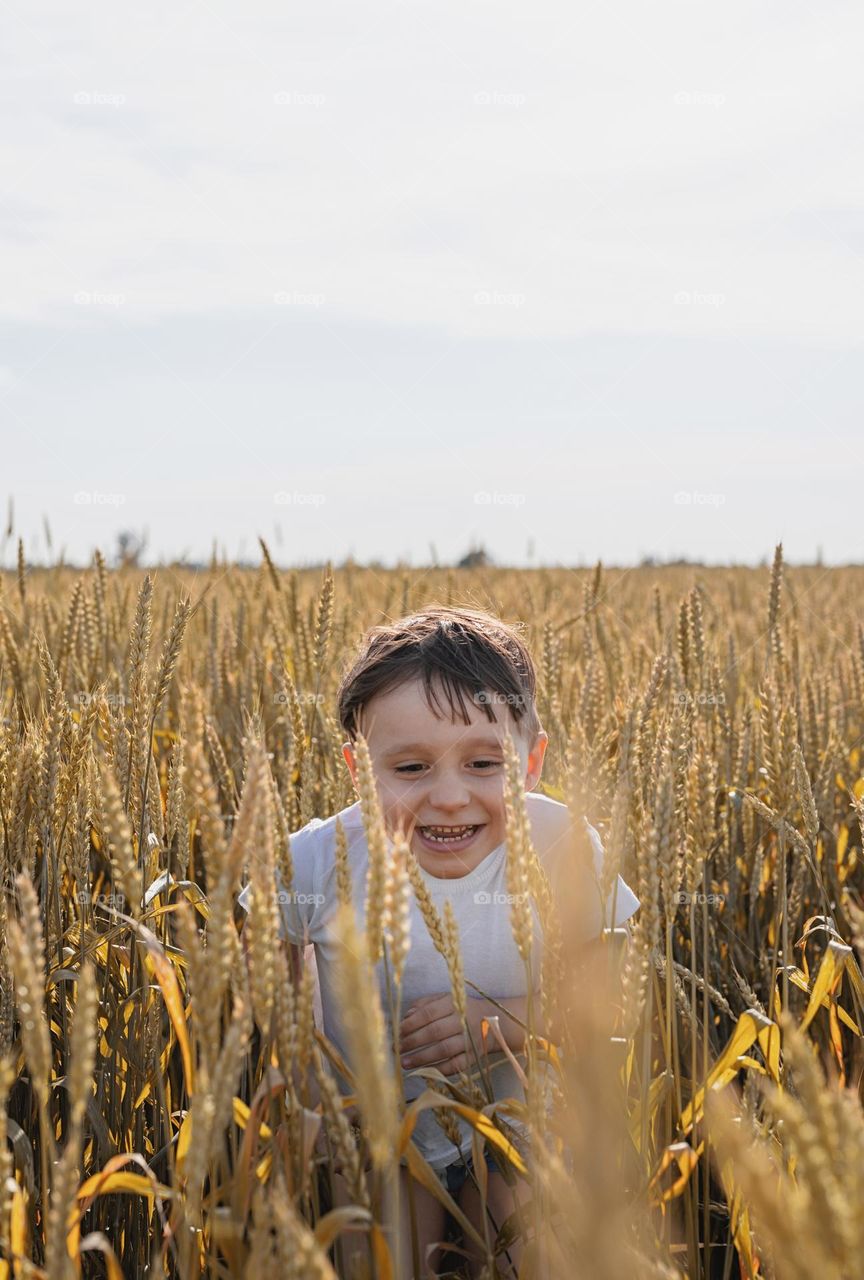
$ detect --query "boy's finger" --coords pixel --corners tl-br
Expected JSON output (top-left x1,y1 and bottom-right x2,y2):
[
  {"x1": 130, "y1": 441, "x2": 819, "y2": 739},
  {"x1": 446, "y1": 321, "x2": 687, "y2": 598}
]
[
  {"x1": 400, "y1": 995, "x2": 449, "y2": 1030},
  {"x1": 440, "y1": 1052, "x2": 468, "y2": 1076},
  {"x1": 400, "y1": 1001, "x2": 455, "y2": 1041},
  {"x1": 401, "y1": 1031, "x2": 466, "y2": 1069},
  {"x1": 404, "y1": 992, "x2": 445, "y2": 1015},
  {"x1": 400, "y1": 1017, "x2": 460, "y2": 1055},
  {"x1": 399, "y1": 1013, "x2": 454, "y2": 1048}
]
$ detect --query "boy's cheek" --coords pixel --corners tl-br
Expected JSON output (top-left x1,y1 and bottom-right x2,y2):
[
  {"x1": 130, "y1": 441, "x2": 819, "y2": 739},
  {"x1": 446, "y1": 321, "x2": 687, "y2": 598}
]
[
  {"x1": 383, "y1": 810, "x2": 409, "y2": 839},
  {"x1": 380, "y1": 795, "x2": 420, "y2": 834}
]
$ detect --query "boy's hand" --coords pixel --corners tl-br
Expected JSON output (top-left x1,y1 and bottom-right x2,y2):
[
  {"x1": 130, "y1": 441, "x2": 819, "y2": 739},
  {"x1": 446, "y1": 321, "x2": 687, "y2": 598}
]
[{"x1": 399, "y1": 993, "x2": 488, "y2": 1076}]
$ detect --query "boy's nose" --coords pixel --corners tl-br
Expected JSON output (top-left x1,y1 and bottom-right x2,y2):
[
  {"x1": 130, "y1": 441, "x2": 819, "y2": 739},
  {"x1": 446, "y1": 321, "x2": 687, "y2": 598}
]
[{"x1": 426, "y1": 777, "x2": 472, "y2": 810}]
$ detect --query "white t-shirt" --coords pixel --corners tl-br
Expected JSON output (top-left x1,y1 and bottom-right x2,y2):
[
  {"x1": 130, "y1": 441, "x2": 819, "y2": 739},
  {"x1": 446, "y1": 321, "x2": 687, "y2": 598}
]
[{"x1": 237, "y1": 792, "x2": 640, "y2": 1171}]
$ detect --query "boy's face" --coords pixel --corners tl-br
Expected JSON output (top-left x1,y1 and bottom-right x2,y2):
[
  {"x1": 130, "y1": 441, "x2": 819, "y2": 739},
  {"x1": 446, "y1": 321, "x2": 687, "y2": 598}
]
[{"x1": 341, "y1": 676, "x2": 547, "y2": 879}]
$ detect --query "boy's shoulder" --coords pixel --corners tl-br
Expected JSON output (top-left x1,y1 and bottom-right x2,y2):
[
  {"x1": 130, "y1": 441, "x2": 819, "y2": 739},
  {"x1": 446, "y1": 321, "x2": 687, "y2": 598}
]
[
  {"x1": 526, "y1": 791, "x2": 602, "y2": 866},
  {"x1": 239, "y1": 801, "x2": 366, "y2": 913},
  {"x1": 527, "y1": 792, "x2": 641, "y2": 936},
  {"x1": 289, "y1": 800, "x2": 365, "y2": 851},
  {"x1": 301, "y1": 799, "x2": 364, "y2": 836}
]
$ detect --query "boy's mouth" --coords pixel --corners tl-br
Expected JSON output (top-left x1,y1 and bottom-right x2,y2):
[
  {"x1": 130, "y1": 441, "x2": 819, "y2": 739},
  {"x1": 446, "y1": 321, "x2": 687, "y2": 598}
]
[{"x1": 415, "y1": 823, "x2": 485, "y2": 850}]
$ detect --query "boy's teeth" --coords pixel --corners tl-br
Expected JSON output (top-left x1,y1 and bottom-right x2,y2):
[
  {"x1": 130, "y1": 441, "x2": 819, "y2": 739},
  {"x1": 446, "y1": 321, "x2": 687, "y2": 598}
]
[{"x1": 421, "y1": 824, "x2": 477, "y2": 841}]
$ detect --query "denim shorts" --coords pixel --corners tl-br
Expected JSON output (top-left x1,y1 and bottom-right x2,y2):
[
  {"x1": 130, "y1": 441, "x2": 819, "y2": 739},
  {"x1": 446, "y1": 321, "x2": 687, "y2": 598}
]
[{"x1": 436, "y1": 1146, "x2": 500, "y2": 1197}]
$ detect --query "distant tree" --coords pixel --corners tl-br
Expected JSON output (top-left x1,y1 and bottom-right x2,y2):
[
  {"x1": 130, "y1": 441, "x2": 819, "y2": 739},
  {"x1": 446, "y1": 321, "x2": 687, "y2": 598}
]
[
  {"x1": 457, "y1": 545, "x2": 492, "y2": 569},
  {"x1": 116, "y1": 529, "x2": 148, "y2": 568}
]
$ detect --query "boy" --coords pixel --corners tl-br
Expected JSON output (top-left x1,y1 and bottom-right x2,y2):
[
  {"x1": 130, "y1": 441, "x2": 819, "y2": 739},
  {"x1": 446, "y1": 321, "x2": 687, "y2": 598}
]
[{"x1": 238, "y1": 605, "x2": 640, "y2": 1277}]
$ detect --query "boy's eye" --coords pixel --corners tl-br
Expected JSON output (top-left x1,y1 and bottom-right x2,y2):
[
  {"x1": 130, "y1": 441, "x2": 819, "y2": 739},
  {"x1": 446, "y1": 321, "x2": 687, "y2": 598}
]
[{"x1": 393, "y1": 760, "x2": 501, "y2": 774}]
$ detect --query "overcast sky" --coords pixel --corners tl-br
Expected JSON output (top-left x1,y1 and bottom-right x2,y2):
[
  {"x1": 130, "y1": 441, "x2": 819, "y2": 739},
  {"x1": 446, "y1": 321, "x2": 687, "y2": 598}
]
[{"x1": 2, "y1": 0, "x2": 863, "y2": 568}]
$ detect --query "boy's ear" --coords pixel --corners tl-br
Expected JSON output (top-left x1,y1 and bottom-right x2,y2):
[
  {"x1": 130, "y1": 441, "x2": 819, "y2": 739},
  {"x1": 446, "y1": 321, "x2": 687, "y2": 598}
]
[
  {"x1": 342, "y1": 741, "x2": 359, "y2": 790},
  {"x1": 525, "y1": 730, "x2": 548, "y2": 792}
]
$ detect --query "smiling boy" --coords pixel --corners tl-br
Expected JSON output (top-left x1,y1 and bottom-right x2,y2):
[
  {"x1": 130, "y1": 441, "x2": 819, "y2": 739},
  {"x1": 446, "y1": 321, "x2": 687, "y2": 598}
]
[{"x1": 238, "y1": 605, "x2": 640, "y2": 1277}]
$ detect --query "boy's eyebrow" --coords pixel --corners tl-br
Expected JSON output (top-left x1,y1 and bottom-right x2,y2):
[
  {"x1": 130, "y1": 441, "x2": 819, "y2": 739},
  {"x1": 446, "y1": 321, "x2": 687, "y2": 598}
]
[{"x1": 382, "y1": 737, "x2": 505, "y2": 758}]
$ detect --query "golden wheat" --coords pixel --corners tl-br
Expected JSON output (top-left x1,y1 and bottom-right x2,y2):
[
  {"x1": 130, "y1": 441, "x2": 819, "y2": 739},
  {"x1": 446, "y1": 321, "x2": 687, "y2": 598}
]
[{"x1": 0, "y1": 545, "x2": 861, "y2": 1276}]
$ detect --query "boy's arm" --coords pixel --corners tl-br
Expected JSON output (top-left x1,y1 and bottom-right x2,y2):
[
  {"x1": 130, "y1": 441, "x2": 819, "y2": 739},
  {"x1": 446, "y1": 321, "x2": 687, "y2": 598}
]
[
  {"x1": 480, "y1": 926, "x2": 631, "y2": 1051},
  {"x1": 526, "y1": 793, "x2": 640, "y2": 921},
  {"x1": 527, "y1": 793, "x2": 639, "y2": 985},
  {"x1": 559, "y1": 927, "x2": 631, "y2": 1039},
  {"x1": 410, "y1": 928, "x2": 631, "y2": 1070},
  {"x1": 472, "y1": 991, "x2": 546, "y2": 1052},
  {"x1": 237, "y1": 818, "x2": 330, "y2": 1011},
  {"x1": 239, "y1": 911, "x2": 304, "y2": 976}
]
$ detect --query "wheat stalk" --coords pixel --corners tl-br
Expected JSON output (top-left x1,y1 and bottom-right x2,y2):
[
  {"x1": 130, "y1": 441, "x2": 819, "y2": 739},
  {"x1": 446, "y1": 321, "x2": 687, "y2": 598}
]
[{"x1": 331, "y1": 903, "x2": 398, "y2": 1171}]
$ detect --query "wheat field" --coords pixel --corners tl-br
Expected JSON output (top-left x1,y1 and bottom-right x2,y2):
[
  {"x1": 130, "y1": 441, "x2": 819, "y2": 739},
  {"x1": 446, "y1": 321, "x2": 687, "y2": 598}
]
[{"x1": 0, "y1": 542, "x2": 863, "y2": 1278}]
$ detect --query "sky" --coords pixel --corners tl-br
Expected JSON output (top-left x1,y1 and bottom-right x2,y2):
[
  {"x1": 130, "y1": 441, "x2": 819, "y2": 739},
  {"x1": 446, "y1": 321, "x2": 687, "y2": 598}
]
[{"x1": 2, "y1": 0, "x2": 863, "y2": 568}]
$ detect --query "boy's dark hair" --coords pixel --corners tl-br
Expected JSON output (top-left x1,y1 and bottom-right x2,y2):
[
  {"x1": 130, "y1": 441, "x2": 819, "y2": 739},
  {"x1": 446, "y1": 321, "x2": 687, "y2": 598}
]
[{"x1": 337, "y1": 604, "x2": 542, "y2": 744}]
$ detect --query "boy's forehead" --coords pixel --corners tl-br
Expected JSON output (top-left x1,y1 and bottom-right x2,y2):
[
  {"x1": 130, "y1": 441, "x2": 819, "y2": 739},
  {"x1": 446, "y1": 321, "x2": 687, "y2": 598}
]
[{"x1": 358, "y1": 675, "x2": 521, "y2": 748}]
